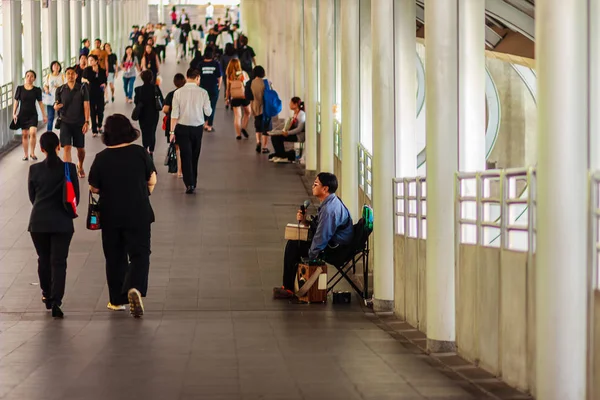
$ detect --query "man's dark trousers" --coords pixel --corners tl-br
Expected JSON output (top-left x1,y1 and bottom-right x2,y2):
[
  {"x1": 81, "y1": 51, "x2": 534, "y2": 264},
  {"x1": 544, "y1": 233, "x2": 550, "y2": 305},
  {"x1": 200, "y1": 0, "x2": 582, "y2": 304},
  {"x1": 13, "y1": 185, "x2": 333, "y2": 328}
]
[{"x1": 175, "y1": 124, "x2": 204, "y2": 188}]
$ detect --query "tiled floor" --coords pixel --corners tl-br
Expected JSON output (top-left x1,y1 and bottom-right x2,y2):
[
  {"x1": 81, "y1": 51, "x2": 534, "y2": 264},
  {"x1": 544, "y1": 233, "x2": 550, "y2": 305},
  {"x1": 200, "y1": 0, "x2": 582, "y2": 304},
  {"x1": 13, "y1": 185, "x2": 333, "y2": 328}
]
[{"x1": 0, "y1": 51, "x2": 488, "y2": 399}]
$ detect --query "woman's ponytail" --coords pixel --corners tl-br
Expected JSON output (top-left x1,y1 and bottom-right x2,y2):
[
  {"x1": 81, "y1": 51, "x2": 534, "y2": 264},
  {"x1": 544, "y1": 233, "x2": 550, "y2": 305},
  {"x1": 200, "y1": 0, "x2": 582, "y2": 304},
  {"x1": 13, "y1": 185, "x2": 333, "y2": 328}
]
[
  {"x1": 291, "y1": 96, "x2": 305, "y2": 111},
  {"x1": 39, "y1": 131, "x2": 61, "y2": 168},
  {"x1": 299, "y1": 101, "x2": 305, "y2": 112}
]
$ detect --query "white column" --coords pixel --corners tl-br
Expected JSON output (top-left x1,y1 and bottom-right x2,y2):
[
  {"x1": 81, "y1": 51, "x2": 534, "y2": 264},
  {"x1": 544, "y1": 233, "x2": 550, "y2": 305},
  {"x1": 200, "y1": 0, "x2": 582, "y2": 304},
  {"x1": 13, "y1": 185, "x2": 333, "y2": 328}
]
[
  {"x1": 394, "y1": 0, "x2": 416, "y2": 178},
  {"x1": 293, "y1": 0, "x2": 305, "y2": 99},
  {"x1": 2, "y1": 0, "x2": 22, "y2": 84},
  {"x1": 458, "y1": 0, "x2": 486, "y2": 173},
  {"x1": 42, "y1": 0, "x2": 59, "y2": 66},
  {"x1": 83, "y1": 0, "x2": 92, "y2": 43},
  {"x1": 71, "y1": 0, "x2": 82, "y2": 64},
  {"x1": 91, "y1": 0, "x2": 100, "y2": 41},
  {"x1": 425, "y1": 0, "x2": 458, "y2": 353},
  {"x1": 304, "y1": 0, "x2": 319, "y2": 173},
  {"x1": 109, "y1": 0, "x2": 116, "y2": 45},
  {"x1": 371, "y1": 0, "x2": 395, "y2": 311},
  {"x1": 340, "y1": 0, "x2": 360, "y2": 221},
  {"x1": 58, "y1": 0, "x2": 71, "y2": 65},
  {"x1": 158, "y1": 0, "x2": 164, "y2": 23},
  {"x1": 319, "y1": 0, "x2": 334, "y2": 173},
  {"x1": 99, "y1": 0, "x2": 107, "y2": 42},
  {"x1": 536, "y1": 0, "x2": 589, "y2": 398},
  {"x1": 591, "y1": 0, "x2": 600, "y2": 169},
  {"x1": 23, "y1": 0, "x2": 43, "y2": 85}
]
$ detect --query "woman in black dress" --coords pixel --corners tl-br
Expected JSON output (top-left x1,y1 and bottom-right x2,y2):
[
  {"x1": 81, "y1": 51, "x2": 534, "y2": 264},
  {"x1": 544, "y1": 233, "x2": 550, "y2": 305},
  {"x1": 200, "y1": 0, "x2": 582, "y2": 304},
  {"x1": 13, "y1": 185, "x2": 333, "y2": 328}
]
[
  {"x1": 74, "y1": 54, "x2": 87, "y2": 84},
  {"x1": 134, "y1": 70, "x2": 164, "y2": 159},
  {"x1": 141, "y1": 45, "x2": 160, "y2": 82},
  {"x1": 82, "y1": 54, "x2": 107, "y2": 138},
  {"x1": 28, "y1": 131, "x2": 79, "y2": 318},
  {"x1": 13, "y1": 70, "x2": 47, "y2": 161},
  {"x1": 88, "y1": 114, "x2": 157, "y2": 318}
]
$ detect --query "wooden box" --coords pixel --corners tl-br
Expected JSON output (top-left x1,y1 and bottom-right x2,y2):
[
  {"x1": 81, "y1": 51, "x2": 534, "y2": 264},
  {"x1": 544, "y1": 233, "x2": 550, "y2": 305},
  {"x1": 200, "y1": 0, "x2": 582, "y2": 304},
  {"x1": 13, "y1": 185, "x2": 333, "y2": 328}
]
[
  {"x1": 284, "y1": 223, "x2": 310, "y2": 241},
  {"x1": 296, "y1": 263, "x2": 328, "y2": 303}
]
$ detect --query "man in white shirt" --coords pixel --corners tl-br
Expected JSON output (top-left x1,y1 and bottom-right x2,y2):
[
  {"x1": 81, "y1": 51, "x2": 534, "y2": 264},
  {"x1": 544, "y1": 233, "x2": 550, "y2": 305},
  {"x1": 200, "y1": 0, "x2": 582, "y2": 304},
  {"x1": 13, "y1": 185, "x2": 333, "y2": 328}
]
[
  {"x1": 171, "y1": 25, "x2": 183, "y2": 62},
  {"x1": 154, "y1": 24, "x2": 168, "y2": 63},
  {"x1": 190, "y1": 25, "x2": 202, "y2": 58},
  {"x1": 170, "y1": 68, "x2": 213, "y2": 194},
  {"x1": 205, "y1": 2, "x2": 214, "y2": 25}
]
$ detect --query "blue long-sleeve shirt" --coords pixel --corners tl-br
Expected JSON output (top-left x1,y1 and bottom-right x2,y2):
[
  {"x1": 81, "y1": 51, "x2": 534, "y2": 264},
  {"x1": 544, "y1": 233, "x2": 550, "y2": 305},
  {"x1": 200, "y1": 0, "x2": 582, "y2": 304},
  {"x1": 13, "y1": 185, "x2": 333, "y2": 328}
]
[{"x1": 308, "y1": 194, "x2": 354, "y2": 259}]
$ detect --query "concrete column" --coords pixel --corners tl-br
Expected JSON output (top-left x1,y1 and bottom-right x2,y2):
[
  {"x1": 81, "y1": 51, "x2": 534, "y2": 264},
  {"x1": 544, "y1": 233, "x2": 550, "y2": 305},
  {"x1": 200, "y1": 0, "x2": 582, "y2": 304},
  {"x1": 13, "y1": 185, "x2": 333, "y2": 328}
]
[
  {"x1": 158, "y1": 0, "x2": 164, "y2": 24},
  {"x1": 536, "y1": 0, "x2": 589, "y2": 398},
  {"x1": 458, "y1": 0, "x2": 486, "y2": 173},
  {"x1": 71, "y1": 0, "x2": 82, "y2": 63},
  {"x1": 319, "y1": 0, "x2": 335, "y2": 173},
  {"x1": 340, "y1": 0, "x2": 360, "y2": 221},
  {"x1": 2, "y1": 0, "x2": 23, "y2": 84},
  {"x1": 23, "y1": 0, "x2": 43, "y2": 85},
  {"x1": 304, "y1": 0, "x2": 318, "y2": 173},
  {"x1": 83, "y1": 0, "x2": 92, "y2": 43},
  {"x1": 425, "y1": 0, "x2": 458, "y2": 353},
  {"x1": 91, "y1": 0, "x2": 100, "y2": 41},
  {"x1": 371, "y1": 0, "x2": 395, "y2": 311},
  {"x1": 394, "y1": 0, "x2": 416, "y2": 178},
  {"x1": 58, "y1": 0, "x2": 71, "y2": 65},
  {"x1": 99, "y1": 0, "x2": 107, "y2": 42},
  {"x1": 294, "y1": 0, "x2": 305, "y2": 100},
  {"x1": 42, "y1": 0, "x2": 59, "y2": 66},
  {"x1": 591, "y1": 0, "x2": 600, "y2": 169}
]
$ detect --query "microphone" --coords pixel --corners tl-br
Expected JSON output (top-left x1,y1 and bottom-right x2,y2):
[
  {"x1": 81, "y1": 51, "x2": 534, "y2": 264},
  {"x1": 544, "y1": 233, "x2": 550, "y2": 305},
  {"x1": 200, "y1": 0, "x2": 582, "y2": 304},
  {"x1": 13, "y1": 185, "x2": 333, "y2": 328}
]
[{"x1": 300, "y1": 200, "x2": 310, "y2": 216}]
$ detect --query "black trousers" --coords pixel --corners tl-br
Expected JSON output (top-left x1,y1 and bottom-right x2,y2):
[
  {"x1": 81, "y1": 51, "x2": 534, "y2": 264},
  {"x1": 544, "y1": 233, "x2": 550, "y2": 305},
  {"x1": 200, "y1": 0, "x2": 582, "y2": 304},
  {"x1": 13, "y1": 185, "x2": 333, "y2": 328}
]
[
  {"x1": 90, "y1": 98, "x2": 105, "y2": 133},
  {"x1": 141, "y1": 120, "x2": 158, "y2": 153},
  {"x1": 175, "y1": 124, "x2": 204, "y2": 188},
  {"x1": 101, "y1": 226, "x2": 151, "y2": 306},
  {"x1": 271, "y1": 135, "x2": 298, "y2": 160},
  {"x1": 156, "y1": 45, "x2": 166, "y2": 62},
  {"x1": 30, "y1": 232, "x2": 74, "y2": 306},
  {"x1": 282, "y1": 240, "x2": 350, "y2": 291},
  {"x1": 205, "y1": 89, "x2": 219, "y2": 126}
]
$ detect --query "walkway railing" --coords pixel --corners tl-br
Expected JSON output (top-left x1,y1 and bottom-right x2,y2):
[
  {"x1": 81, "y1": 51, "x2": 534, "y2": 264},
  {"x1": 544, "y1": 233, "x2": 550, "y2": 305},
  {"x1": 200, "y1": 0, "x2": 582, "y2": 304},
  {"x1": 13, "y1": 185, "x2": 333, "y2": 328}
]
[
  {"x1": 590, "y1": 172, "x2": 600, "y2": 289},
  {"x1": 0, "y1": 82, "x2": 15, "y2": 153},
  {"x1": 393, "y1": 177, "x2": 427, "y2": 238},
  {"x1": 358, "y1": 144, "x2": 372, "y2": 198},
  {"x1": 316, "y1": 101, "x2": 321, "y2": 135},
  {"x1": 334, "y1": 119, "x2": 341, "y2": 160}
]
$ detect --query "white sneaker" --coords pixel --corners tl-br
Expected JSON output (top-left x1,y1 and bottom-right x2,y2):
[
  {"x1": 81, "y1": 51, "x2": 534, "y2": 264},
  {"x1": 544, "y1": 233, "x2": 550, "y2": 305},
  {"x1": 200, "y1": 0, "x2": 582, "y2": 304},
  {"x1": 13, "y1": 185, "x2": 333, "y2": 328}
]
[{"x1": 273, "y1": 157, "x2": 291, "y2": 163}]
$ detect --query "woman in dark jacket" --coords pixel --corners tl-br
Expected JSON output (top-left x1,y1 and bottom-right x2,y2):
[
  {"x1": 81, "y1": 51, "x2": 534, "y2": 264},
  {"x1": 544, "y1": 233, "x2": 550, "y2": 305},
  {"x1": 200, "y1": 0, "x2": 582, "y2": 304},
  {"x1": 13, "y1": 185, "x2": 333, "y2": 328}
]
[
  {"x1": 88, "y1": 114, "x2": 157, "y2": 318},
  {"x1": 82, "y1": 54, "x2": 107, "y2": 138},
  {"x1": 134, "y1": 70, "x2": 164, "y2": 158},
  {"x1": 28, "y1": 131, "x2": 80, "y2": 318}
]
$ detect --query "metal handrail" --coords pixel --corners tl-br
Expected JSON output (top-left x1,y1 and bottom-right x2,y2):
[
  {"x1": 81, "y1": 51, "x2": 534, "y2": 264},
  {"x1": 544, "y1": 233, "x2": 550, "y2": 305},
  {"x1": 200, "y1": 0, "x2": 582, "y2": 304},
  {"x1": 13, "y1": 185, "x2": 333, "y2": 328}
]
[
  {"x1": 334, "y1": 119, "x2": 341, "y2": 160},
  {"x1": 590, "y1": 172, "x2": 600, "y2": 289},
  {"x1": 316, "y1": 101, "x2": 321, "y2": 135},
  {"x1": 358, "y1": 144, "x2": 372, "y2": 199},
  {"x1": 0, "y1": 82, "x2": 15, "y2": 151}
]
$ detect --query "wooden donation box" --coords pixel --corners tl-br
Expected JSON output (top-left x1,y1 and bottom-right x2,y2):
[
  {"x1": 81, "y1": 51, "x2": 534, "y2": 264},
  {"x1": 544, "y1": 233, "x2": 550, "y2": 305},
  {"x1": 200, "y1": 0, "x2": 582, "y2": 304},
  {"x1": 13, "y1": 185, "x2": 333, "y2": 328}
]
[
  {"x1": 284, "y1": 223, "x2": 310, "y2": 241},
  {"x1": 295, "y1": 262, "x2": 328, "y2": 303}
]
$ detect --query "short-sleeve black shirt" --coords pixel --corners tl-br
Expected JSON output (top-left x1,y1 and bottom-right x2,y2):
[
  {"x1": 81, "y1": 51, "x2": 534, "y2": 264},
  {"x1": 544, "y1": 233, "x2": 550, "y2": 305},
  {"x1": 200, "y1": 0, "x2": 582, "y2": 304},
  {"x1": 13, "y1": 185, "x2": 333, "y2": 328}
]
[
  {"x1": 199, "y1": 60, "x2": 222, "y2": 92},
  {"x1": 88, "y1": 145, "x2": 156, "y2": 229},
  {"x1": 107, "y1": 54, "x2": 118, "y2": 73},
  {"x1": 164, "y1": 89, "x2": 176, "y2": 133},
  {"x1": 15, "y1": 86, "x2": 42, "y2": 120},
  {"x1": 55, "y1": 83, "x2": 90, "y2": 125}
]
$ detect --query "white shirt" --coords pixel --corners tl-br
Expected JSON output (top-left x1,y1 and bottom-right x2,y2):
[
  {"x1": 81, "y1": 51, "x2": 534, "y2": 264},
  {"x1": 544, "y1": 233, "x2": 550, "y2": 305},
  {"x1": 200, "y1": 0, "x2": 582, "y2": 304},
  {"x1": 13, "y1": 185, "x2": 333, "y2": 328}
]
[
  {"x1": 216, "y1": 31, "x2": 233, "y2": 49},
  {"x1": 154, "y1": 28, "x2": 168, "y2": 46},
  {"x1": 206, "y1": 4, "x2": 214, "y2": 18},
  {"x1": 171, "y1": 82, "x2": 212, "y2": 127},
  {"x1": 191, "y1": 30, "x2": 202, "y2": 42},
  {"x1": 172, "y1": 27, "x2": 181, "y2": 43},
  {"x1": 228, "y1": 6, "x2": 239, "y2": 23}
]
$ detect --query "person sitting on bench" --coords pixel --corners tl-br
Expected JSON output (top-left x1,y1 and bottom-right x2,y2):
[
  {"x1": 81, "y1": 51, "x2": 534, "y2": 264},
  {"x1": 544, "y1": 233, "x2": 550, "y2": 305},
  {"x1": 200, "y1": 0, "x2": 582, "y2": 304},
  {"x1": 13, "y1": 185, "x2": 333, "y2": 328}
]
[{"x1": 273, "y1": 172, "x2": 354, "y2": 299}]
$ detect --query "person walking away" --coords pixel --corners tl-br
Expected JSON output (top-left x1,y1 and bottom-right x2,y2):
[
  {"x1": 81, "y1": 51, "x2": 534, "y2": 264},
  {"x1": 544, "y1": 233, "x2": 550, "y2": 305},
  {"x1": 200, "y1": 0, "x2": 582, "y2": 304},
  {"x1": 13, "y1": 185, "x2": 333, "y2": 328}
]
[
  {"x1": 154, "y1": 23, "x2": 168, "y2": 63},
  {"x1": 104, "y1": 44, "x2": 118, "y2": 103},
  {"x1": 191, "y1": 24, "x2": 202, "y2": 58},
  {"x1": 135, "y1": 70, "x2": 164, "y2": 159},
  {"x1": 179, "y1": 26, "x2": 189, "y2": 62},
  {"x1": 74, "y1": 54, "x2": 87, "y2": 84},
  {"x1": 13, "y1": 70, "x2": 47, "y2": 161},
  {"x1": 163, "y1": 73, "x2": 186, "y2": 177},
  {"x1": 195, "y1": 47, "x2": 221, "y2": 132},
  {"x1": 169, "y1": 68, "x2": 212, "y2": 194},
  {"x1": 238, "y1": 35, "x2": 256, "y2": 79},
  {"x1": 133, "y1": 34, "x2": 146, "y2": 64},
  {"x1": 269, "y1": 97, "x2": 306, "y2": 163},
  {"x1": 89, "y1": 114, "x2": 157, "y2": 318},
  {"x1": 43, "y1": 61, "x2": 66, "y2": 131},
  {"x1": 216, "y1": 28, "x2": 233, "y2": 54},
  {"x1": 90, "y1": 39, "x2": 109, "y2": 75},
  {"x1": 226, "y1": 59, "x2": 251, "y2": 140},
  {"x1": 250, "y1": 65, "x2": 272, "y2": 153},
  {"x1": 121, "y1": 46, "x2": 139, "y2": 104},
  {"x1": 55, "y1": 67, "x2": 90, "y2": 178},
  {"x1": 221, "y1": 43, "x2": 238, "y2": 109},
  {"x1": 28, "y1": 131, "x2": 80, "y2": 318},
  {"x1": 170, "y1": 7, "x2": 177, "y2": 25},
  {"x1": 141, "y1": 45, "x2": 160, "y2": 83},
  {"x1": 231, "y1": 24, "x2": 241, "y2": 48},
  {"x1": 205, "y1": 28, "x2": 218, "y2": 49},
  {"x1": 205, "y1": 2, "x2": 214, "y2": 26},
  {"x1": 80, "y1": 39, "x2": 91, "y2": 57},
  {"x1": 82, "y1": 55, "x2": 107, "y2": 138}
]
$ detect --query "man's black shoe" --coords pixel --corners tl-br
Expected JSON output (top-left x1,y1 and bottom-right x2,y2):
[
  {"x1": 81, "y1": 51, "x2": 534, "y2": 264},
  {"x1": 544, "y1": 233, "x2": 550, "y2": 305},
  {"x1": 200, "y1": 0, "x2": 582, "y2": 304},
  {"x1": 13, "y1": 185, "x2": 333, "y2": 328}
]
[{"x1": 185, "y1": 186, "x2": 194, "y2": 194}]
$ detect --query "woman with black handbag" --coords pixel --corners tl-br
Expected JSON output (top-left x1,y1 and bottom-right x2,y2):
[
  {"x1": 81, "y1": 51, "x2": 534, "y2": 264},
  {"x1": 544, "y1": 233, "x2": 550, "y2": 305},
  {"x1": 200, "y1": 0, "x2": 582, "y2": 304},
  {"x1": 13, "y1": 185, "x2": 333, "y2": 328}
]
[
  {"x1": 28, "y1": 131, "x2": 80, "y2": 318},
  {"x1": 88, "y1": 114, "x2": 157, "y2": 318},
  {"x1": 134, "y1": 70, "x2": 164, "y2": 159},
  {"x1": 13, "y1": 70, "x2": 48, "y2": 161}
]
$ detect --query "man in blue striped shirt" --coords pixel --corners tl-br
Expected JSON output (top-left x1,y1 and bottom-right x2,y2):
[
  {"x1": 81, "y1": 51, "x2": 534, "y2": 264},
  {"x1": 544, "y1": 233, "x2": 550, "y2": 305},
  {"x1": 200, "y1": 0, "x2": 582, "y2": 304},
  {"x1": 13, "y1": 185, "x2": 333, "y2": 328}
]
[{"x1": 274, "y1": 173, "x2": 354, "y2": 299}]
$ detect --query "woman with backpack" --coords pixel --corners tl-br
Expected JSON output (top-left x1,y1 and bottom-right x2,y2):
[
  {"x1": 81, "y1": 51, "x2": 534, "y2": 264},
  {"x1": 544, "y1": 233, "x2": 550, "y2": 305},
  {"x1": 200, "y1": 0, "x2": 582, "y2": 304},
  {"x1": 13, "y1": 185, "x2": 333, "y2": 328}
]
[
  {"x1": 225, "y1": 59, "x2": 251, "y2": 140},
  {"x1": 237, "y1": 35, "x2": 256, "y2": 79},
  {"x1": 221, "y1": 43, "x2": 238, "y2": 109}
]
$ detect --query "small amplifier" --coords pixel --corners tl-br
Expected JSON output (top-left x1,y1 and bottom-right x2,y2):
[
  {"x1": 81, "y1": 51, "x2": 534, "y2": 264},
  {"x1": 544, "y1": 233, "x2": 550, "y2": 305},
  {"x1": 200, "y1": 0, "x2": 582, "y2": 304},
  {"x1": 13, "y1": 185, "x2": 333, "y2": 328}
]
[{"x1": 332, "y1": 291, "x2": 351, "y2": 304}]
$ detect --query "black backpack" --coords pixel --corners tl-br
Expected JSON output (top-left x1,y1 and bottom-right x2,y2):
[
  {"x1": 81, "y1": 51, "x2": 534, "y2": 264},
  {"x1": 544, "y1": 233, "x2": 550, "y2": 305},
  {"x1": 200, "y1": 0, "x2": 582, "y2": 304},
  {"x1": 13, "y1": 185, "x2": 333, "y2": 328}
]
[
  {"x1": 244, "y1": 79, "x2": 254, "y2": 101},
  {"x1": 239, "y1": 48, "x2": 253, "y2": 71}
]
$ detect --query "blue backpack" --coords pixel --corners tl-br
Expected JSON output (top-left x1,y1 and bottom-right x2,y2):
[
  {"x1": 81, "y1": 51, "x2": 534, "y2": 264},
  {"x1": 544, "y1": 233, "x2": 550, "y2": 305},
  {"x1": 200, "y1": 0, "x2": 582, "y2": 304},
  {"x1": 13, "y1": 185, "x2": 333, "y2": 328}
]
[{"x1": 262, "y1": 79, "x2": 282, "y2": 118}]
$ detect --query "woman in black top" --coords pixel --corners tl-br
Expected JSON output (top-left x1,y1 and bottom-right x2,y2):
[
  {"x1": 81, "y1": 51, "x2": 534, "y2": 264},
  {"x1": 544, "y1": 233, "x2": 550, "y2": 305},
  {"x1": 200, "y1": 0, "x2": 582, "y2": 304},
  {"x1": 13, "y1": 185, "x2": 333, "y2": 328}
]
[
  {"x1": 82, "y1": 55, "x2": 107, "y2": 137},
  {"x1": 162, "y1": 73, "x2": 186, "y2": 177},
  {"x1": 28, "y1": 131, "x2": 80, "y2": 318},
  {"x1": 13, "y1": 70, "x2": 47, "y2": 161},
  {"x1": 134, "y1": 70, "x2": 164, "y2": 158},
  {"x1": 105, "y1": 43, "x2": 118, "y2": 104},
  {"x1": 88, "y1": 114, "x2": 157, "y2": 318},
  {"x1": 74, "y1": 54, "x2": 87, "y2": 84},
  {"x1": 141, "y1": 45, "x2": 160, "y2": 82}
]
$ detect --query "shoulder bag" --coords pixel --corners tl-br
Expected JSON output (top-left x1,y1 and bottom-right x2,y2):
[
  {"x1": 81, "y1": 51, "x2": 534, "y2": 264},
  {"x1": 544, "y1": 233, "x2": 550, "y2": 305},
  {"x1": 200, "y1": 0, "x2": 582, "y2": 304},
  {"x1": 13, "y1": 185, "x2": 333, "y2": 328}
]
[
  {"x1": 154, "y1": 85, "x2": 163, "y2": 111},
  {"x1": 63, "y1": 163, "x2": 78, "y2": 218},
  {"x1": 230, "y1": 74, "x2": 245, "y2": 99},
  {"x1": 86, "y1": 192, "x2": 101, "y2": 230}
]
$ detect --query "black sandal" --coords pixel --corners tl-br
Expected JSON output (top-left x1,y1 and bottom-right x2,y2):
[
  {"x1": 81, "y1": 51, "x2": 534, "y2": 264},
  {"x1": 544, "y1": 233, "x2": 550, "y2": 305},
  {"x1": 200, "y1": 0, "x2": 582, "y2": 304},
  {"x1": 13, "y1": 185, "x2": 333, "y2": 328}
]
[
  {"x1": 30, "y1": 154, "x2": 38, "y2": 161},
  {"x1": 22, "y1": 156, "x2": 28, "y2": 161}
]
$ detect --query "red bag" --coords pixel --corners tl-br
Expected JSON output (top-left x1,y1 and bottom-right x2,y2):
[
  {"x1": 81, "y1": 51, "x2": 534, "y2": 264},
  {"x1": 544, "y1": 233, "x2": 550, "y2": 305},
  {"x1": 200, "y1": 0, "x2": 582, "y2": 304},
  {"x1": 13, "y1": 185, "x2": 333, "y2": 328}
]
[
  {"x1": 162, "y1": 114, "x2": 168, "y2": 130},
  {"x1": 63, "y1": 163, "x2": 78, "y2": 218}
]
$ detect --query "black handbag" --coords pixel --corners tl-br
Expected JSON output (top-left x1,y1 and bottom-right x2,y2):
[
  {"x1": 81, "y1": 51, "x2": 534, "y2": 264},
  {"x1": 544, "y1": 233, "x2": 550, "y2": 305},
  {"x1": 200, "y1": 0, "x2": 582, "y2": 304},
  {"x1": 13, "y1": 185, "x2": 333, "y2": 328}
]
[
  {"x1": 167, "y1": 142, "x2": 178, "y2": 174},
  {"x1": 54, "y1": 116, "x2": 62, "y2": 130},
  {"x1": 154, "y1": 85, "x2": 163, "y2": 111},
  {"x1": 9, "y1": 117, "x2": 20, "y2": 130},
  {"x1": 131, "y1": 102, "x2": 142, "y2": 121},
  {"x1": 86, "y1": 192, "x2": 101, "y2": 230}
]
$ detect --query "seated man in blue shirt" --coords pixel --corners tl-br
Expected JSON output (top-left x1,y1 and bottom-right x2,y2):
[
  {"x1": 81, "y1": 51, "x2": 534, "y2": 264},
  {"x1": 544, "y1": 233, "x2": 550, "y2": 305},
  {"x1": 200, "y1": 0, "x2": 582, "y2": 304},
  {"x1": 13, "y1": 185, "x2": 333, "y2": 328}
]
[{"x1": 273, "y1": 172, "x2": 354, "y2": 299}]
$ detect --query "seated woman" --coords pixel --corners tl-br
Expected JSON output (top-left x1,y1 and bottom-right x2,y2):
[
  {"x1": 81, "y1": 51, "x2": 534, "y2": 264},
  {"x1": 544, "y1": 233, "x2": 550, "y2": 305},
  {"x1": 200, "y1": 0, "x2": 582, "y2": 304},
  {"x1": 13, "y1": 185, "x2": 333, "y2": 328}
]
[{"x1": 268, "y1": 97, "x2": 305, "y2": 163}]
